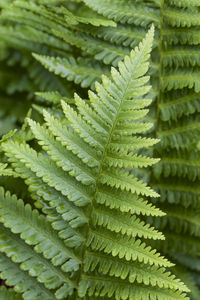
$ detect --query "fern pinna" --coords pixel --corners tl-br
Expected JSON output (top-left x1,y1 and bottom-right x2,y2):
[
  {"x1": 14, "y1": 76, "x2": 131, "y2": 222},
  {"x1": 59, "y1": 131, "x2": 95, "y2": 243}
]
[{"x1": 0, "y1": 28, "x2": 189, "y2": 299}]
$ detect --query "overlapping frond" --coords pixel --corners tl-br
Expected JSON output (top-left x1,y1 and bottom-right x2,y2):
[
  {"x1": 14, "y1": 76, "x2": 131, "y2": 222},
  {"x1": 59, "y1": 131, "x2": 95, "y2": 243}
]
[{"x1": 33, "y1": 54, "x2": 109, "y2": 89}]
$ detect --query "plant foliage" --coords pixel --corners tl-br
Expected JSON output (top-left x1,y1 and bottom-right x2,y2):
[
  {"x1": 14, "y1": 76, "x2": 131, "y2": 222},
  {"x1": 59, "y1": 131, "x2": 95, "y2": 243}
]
[
  {"x1": 0, "y1": 27, "x2": 190, "y2": 299},
  {"x1": 0, "y1": 0, "x2": 200, "y2": 299}
]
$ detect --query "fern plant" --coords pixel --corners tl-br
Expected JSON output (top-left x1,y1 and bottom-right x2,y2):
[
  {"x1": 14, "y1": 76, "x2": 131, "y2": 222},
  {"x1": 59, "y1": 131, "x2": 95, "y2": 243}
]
[
  {"x1": 1, "y1": 0, "x2": 200, "y2": 298},
  {"x1": 6, "y1": 0, "x2": 199, "y2": 296},
  {"x1": 0, "y1": 28, "x2": 190, "y2": 299}
]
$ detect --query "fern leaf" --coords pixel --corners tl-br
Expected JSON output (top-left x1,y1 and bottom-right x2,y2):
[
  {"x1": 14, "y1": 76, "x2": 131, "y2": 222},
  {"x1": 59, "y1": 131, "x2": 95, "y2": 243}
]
[
  {"x1": 33, "y1": 54, "x2": 109, "y2": 89},
  {"x1": 0, "y1": 26, "x2": 189, "y2": 299},
  {"x1": 168, "y1": 0, "x2": 200, "y2": 7},
  {"x1": 0, "y1": 188, "x2": 80, "y2": 269},
  {"x1": 0, "y1": 253, "x2": 57, "y2": 300},
  {"x1": 0, "y1": 225, "x2": 75, "y2": 297},
  {"x1": 105, "y1": 150, "x2": 160, "y2": 169},
  {"x1": 96, "y1": 185, "x2": 165, "y2": 216},
  {"x1": 35, "y1": 91, "x2": 74, "y2": 105},
  {"x1": 159, "y1": 91, "x2": 200, "y2": 121},
  {"x1": 84, "y1": 251, "x2": 188, "y2": 291},
  {"x1": 158, "y1": 118, "x2": 200, "y2": 149},
  {"x1": 53, "y1": 28, "x2": 129, "y2": 67},
  {"x1": 3, "y1": 141, "x2": 92, "y2": 206},
  {"x1": 163, "y1": 48, "x2": 200, "y2": 68},
  {"x1": 92, "y1": 206, "x2": 164, "y2": 240},
  {"x1": 154, "y1": 182, "x2": 200, "y2": 209},
  {"x1": 83, "y1": 24, "x2": 148, "y2": 48},
  {"x1": 164, "y1": 7, "x2": 200, "y2": 27},
  {"x1": 79, "y1": 275, "x2": 189, "y2": 300},
  {"x1": 109, "y1": 135, "x2": 160, "y2": 152},
  {"x1": 43, "y1": 110, "x2": 100, "y2": 168},
  {"x1": 50, "y1": 4, "x2": 116, "y2": 27},
  {"x1": 27, "y1": 119, "x2": 96, "y2": 185},
  {"x1": 100, "y1": 167, "x2": 159, "y2": 197},
  {"x1": 8, "y1": 157, "x2": 88, "y2": 229},
  {"x1": 87, "y1": 228, "x2": 172, "y2": 267},
  {"x1": 83, "y1": 0, "x2": 160, "y2": 27},
  {"x1": 154, "y1": 156, "x2": 200, "y2": 180},
  {"x1": 163, "y1": 28, "x2": 200, "y2": 46},
  {"x1": 162, "y1": 70, "x2": 200, "y2": 92},
  {"x1": 0, "y1": 163, "x2": 18, "y2": 177}
]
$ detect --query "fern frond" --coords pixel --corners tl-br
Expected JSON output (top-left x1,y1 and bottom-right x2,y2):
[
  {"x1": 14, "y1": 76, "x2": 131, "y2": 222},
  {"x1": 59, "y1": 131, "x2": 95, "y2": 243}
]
[
  {"x1": 53, "y1": 28, "x2": 129, "y2": 67},
  {"x1": 154, "y1": 182, "x2": 200, "y2": 208},
  {"x1": 33, "y1": 54, "x2": 109, "y2": 89},
  {"x1": 158, "y1": 118, "x2": 200, "y2": 150},
  {"x1": 79, "y1": 275, "x2": 188, "y2": 300},
  {"x1": 163, "y1": 28, "x2": 200, "y2": 46},
  {"x1": 0, "y1": 253, "x2": 57, "y2": 300},
  {"x1": 82, "y1": 24, "x2": 148, "y2": 48},
  {"x1": 0, "y1": 188, "x2": 80, "y2": 268},
  {"x1": 0, "y1": 24, "x2": 190, "y2": 298},
  {"x1": 27, "y1": 119, "x2": 96, "y2": 185},
  {"x1": 105, "y1": 150, "x2": 159, "y2": 169},
  {"x1": 163, "y1": 48, "x2": 200, "y2": 68},
  {"x1": 87, "y1": 227, "x2": 172, "y2": 267},
  {"x1": 0, "y1": 225, "x2": 75, "y2": 296},
  {"x1": 84, "y1": 251, "x2": 188, "y2": 291},
  {"x1": 43, "y1": 110, "x2": 100, "y2": 168},
  {"x1": 163, "y1": 7, "x2": 200, "y2": 27},
  {"x1": 3, "y1": 141, "x2": 93, "y2": 206},
  {"x1": 83, "y1": 0, "x2": 160, "y2": 27},
  {"x1": 168, "y1": 0, "x2": 200, "y2": 7},
  {"x1": 154, "y1": 156, "x2": 200, "y2": 180},
  {"x1": 8, "y1": 156, "x2": 88, "y2": 229},
  {"x1": 100, "y1": 167, "x2": 159, "y2": 197},
  {"x1": 92, "y1": 206, "x2": 164, "y2": 240},
  {"x1": 0, "y1": 163, "x2": 18, "y2": 177},
  {"x1": 162, "y1": 70, "x2": 200, "y2": 92},
  {"x1": 0, "y1": 25, "x2": 70, "y2": 54},
  {"x1": 50, "y1": 4, "x2": 116, "y2": 27},
  {"x1": 35, "y1": 91, "x2": 74, "y2": 105},
  {"x1": 96, "y1": 185, "x2": 165, "y2": 216},
  {"x1": 159, "y1": 91, "x2": 200, "y2": 121}
]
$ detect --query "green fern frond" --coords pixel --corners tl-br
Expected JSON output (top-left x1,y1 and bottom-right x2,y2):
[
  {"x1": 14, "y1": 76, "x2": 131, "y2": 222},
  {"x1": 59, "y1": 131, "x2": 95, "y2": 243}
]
[
  {"x1": 0, "y1": 163, "x2": 18, "y2": 177},
  {"x1": 163, "y1": 28, "x2": 200, "y2": 45},
  {"x1": 163, "y1": 49, "x2": 200, "y2": 68},
  {"x1": 154, "y1": 151, "x2": 200, "y2": 181},
  {"x1": 0, "y1": 224, "x2": 75, "y2": 297},
  {"x1": 79, "y1": 24, "x2": 149, "y2": 48},
  {"x1": 53, "y1": 28, "x2": 129, "y2": 67},
  {"x1": 0, "y1": 252, "x2": 58, "y2": 299},
  {"x1": 35, "y1": 91, "x2": 74, "y2": 105},
  {"x1": 33, "y1": 54, "x2": 109, "y2": 89},
  {"x1": 162, "y1": 70, "x2": 200, "y2": 92},
  {"x1": 95, "y1": 185, "x2": 165, "y2": 216},
  {"x1": 159, "y1": 91, "x2": 200, "y2": 121},
  {"x1": 168, "y1": 0, "x2": 200, "y2": 7},
  {"x1": 163, "y1": 6, "x2": 200, "y2": 27},
  {"x1": 0, "y1": 187, "x2": 80, "y2": 266},
  {"x1": 153, "y1": 181, "x2": 200, "y2": 209},
  {"x1": 1, "y1": 0, "x2": 200, "y2": 297},
  {"x1": 83, "y1": 0, "x2": 160, "y2": 27},
  {"x1": 0, "y1": 27, "x2": 189, "y2": 299},
  {"x1": 84, "y1": 251, "x2": 188, "y2": 291},
  {"x1": 79, "y1": 275, "x2": 188, "y2": 300}
]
